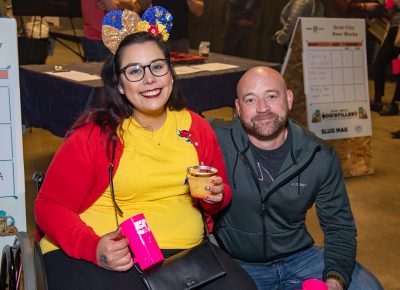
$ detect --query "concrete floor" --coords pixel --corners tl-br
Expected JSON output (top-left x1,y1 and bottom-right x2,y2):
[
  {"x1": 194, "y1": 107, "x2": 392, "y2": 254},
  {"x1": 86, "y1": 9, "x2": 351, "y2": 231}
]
[{"x1": 23, "y1": 41, "x2": 400, "y2": 289}]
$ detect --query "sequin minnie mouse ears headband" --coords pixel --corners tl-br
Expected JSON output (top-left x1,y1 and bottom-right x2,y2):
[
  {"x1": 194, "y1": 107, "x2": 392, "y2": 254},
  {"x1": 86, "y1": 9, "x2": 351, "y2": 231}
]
[{"x1": 102, "y1": 6, "x2": 173, "y2": 54}]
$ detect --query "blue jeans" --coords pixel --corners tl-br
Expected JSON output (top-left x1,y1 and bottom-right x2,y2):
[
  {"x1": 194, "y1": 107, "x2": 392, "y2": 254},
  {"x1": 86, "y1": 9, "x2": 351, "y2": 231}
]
[
  {"x1": 82, "y1": 38, "x2": 111, "y2": 62},
  {"x1": 237, "y1": 246, "x2": 383, "y2": 290}
]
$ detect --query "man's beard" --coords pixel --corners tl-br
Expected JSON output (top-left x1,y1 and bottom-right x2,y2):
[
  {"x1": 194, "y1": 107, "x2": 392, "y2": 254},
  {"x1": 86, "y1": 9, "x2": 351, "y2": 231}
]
[{"x1": 242, "y1": 111, "x2": 287, "y2": 139}]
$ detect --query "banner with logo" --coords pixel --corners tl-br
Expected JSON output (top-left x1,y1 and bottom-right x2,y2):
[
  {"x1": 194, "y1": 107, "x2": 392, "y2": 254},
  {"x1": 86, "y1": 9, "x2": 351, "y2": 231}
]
[
  {"x1": 301, "y1": 18, "x2": 372, "y2": 140},
  {"x1": 0, "y1": 18, "x2": 26, "y2": 253}
]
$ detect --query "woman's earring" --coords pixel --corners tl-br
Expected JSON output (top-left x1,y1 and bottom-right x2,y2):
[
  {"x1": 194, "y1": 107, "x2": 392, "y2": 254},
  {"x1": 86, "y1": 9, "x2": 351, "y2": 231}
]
[{"x1": 118, "y1": 86, "x2": 124, "y2": 94}]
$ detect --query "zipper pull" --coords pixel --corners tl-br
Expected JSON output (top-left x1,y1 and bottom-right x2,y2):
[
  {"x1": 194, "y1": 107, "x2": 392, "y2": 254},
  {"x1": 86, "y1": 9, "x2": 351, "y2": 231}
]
[{"x1": 260, "y1": 203, "x2": 266, "y2": 216}]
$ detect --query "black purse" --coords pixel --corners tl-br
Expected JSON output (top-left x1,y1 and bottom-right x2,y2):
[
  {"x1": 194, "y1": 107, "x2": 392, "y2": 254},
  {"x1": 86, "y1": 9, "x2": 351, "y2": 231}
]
[
  {"x1": 138, "y1": 214, "x2": 258, "y2": 290},
  {"x1": 141, "y1": 239, "x2": 226, "y2": 290}
]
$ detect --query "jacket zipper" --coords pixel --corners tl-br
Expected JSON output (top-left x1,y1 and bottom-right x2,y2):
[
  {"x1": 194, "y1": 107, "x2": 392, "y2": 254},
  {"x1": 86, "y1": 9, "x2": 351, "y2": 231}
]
[
  {"x1": 262, "y1": 145, "x2": 321, "y2": 203},
  {"x1": 238, "y1": 148, "x2": 268, "y2": 259},
  {"x1": 230, "y1": 130, "x2": 267, "y2": 259},
  {"x1": 259, "y1": 145, "x2": 320, "y2": 260}
]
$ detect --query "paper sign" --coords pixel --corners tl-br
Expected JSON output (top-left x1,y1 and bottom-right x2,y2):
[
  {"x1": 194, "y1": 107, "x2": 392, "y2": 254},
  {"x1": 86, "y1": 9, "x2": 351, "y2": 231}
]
[
  {"x1": 190, "y1": 63, "x2": 239, "y2": 71},
  {"x1": 45, "y1": 70, "x2": 101, "y2": 81},
  {"x1": 174, "y1": 66, "x2": 205, "y2": 75},
  {"x1": 301, "y1": 18, "x2": 372, "y2": 140},
  {"x1": 0, "y1": 18, "x2": 27, "y2": 252}
]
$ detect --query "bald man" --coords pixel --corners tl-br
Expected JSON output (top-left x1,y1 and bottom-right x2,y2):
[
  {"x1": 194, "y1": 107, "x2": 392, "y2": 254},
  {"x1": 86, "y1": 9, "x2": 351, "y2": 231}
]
[{"x1": 211, "y1": 67, "x2": 382, "y2": 290}]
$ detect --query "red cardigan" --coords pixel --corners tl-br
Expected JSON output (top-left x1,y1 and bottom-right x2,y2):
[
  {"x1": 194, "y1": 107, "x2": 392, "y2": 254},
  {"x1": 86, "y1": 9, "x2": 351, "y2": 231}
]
[{"x1": 35, "y1": 110, "x2": 232, "y2": 265}]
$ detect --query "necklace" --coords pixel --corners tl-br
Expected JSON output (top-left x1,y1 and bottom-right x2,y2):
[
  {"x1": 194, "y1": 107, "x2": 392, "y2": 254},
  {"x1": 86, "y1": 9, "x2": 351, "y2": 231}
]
[{"x1": 132, "y1": 112, "x2": 168, "y2": 146}]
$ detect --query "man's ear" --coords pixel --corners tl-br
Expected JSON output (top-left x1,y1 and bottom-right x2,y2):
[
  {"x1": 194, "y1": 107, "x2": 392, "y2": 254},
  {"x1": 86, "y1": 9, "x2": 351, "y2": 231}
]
[
  {"x1": 235, "y1": 99, "x2": 241, "y2": 118},
  {"x1": 286, "y1": 90, "x2": 294, "y2": 111}
]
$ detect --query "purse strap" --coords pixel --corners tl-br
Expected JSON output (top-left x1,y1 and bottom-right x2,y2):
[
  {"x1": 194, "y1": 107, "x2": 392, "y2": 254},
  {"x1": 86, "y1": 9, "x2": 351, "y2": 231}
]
[
  {"x1": 199, "y1": 205, "x2": 213, "y2": 241},
  {"x1": 109, "y1": 136, "x2": 123, "y2": 228}
]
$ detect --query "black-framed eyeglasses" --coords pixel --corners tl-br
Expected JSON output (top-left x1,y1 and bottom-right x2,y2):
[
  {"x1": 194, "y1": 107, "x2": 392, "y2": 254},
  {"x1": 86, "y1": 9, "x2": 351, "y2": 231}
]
[{"x1": 120, "y1": 58, "x2": 170, "y2": 82}]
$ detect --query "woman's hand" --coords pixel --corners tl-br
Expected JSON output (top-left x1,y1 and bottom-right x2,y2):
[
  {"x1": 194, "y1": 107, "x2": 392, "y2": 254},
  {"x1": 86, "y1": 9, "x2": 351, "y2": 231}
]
[
  {"x1": 96, "y1": 229, "x2": 133, "y2": 271},
  {"x1": 203, "y1": 176, "x2": 224, "y2": 204}
]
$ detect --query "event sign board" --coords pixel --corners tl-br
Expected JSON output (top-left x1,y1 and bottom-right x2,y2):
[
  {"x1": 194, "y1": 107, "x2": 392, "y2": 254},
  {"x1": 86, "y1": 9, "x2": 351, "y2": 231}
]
[
  {"x1": 301, "y1": 18, "x2": 372, "y2": 140},
  {"x1": 0, "y1": 18, "x2": 26, "y2": 253}
]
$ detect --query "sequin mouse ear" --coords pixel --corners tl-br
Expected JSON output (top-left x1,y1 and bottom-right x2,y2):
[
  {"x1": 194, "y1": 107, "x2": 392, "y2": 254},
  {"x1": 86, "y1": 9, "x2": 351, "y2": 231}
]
[
  {"x1": 102, "y1": 9, "x2": 141, "y2": 54},
  {"x1": 139, "y1": 6, "x2": 173, "y2": 41},
  {"x1": 102, "y1": 6, "x2": 173, "y2": 54}
]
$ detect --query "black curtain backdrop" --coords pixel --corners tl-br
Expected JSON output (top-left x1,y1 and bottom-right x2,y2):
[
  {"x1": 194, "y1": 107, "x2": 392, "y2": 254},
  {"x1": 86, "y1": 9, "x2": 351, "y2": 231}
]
[
  {"x1": 11, "y1": 0, "x2": 81, "y2": 17},
  {"x1": 12, "y1": 0, "x2": 288, "y2": 62},
  {"x1": 188, "y1": 0, "x2": 289, "y2": 63}
]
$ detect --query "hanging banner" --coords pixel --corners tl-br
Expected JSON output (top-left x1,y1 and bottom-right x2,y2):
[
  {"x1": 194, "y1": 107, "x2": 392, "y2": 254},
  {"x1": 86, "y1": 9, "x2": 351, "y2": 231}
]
[
  {"x1": 301, "y1": 18, "x2": 372, "y2": 140},
  {"x1": 0, "y1": 18, "x2": 26, "y2": 252}
]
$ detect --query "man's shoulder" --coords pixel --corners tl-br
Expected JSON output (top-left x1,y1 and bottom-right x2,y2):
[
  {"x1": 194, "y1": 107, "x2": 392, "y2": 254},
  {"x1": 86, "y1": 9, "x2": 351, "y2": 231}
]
[
  {"x1": 208, "y1": 118, "x2": 236, "y2": 135},
  {"x1": 208, "y1": 117, "x2": 236, "y2": 128},
  {"x1": 289, "y1": 119, "x2": 334, "y2": 153}
]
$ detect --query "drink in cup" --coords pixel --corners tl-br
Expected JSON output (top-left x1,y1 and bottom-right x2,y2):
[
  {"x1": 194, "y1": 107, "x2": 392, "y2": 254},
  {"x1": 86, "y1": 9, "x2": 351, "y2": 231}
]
[
  {"x1": 198, "y1": 41, "x2": 210, "y2": 57},
  {"x1": 119, "y1": 214, "x2": 164, "y2": 271},
  {"x1": 186, "y1": 165, "x2": 218, "y2": 198}
]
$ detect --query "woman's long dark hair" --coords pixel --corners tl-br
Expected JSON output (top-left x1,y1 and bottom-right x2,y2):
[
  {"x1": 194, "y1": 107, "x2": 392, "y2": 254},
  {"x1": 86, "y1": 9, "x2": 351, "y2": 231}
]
[{"x1": 68, "y1": 32, "x2": 186, "y2": 155}]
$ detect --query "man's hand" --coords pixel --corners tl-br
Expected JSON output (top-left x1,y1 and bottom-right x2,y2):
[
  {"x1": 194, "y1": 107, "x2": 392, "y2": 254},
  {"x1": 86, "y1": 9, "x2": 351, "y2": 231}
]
[
  {"x1": 97, "y1": 0, "x2": 119, "y2": 11},
  {"x1": 187, "y1": 0, "x2": 204, "y2": 17},
  {"x1": 96, "y1": 229, "x2": 133, "y2": 271},
  {"x1": 364, "y1": 2, "x2": 379, "y2": 11},
  {"x1": 97, "y1": 0, "x2": 150, "y2": 12},
  {"x1": 326, "y1": 278, "x2": 344, "y2": 290}
]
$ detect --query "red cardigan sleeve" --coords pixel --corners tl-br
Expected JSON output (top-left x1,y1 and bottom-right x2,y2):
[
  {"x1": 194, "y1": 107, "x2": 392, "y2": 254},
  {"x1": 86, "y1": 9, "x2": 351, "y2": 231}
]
[
  {"x1": 34, "y1": 124, "x2": 122, "y2": 265},
  {"x1": 188, "y1": 111, "x2": 232, "y2": 230}
]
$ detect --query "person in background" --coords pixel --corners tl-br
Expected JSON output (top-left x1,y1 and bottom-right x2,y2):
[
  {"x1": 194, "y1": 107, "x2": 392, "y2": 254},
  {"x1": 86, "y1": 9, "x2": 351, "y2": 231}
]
[
  {"x1": 35, "y1": 7, "x2": 232, "y2": 289},
  {"x1": 222, "y1": 0, "x2": 261, "y2": 57},
  {"x1": 81, "y1": 0, "x2": 151, "y2": 62},
  {"x1": 150, "y1": 0, "x2": 204, "y2": 53},
  {"x1": 370, "y1": 0, "x2": 400, "y2": 115},
  {"x1": 0, "y1": 0, "x2": 6, "y2": 16},
  {"x1": 326, "y1": 0, "x2": 379, "y2": 18},
  {"x1": 392, "y1": 127, "x2": 400, "y2": 138},
  {"x1": 211, "y1": 66, "x2": 384, "y2": 290},
  {"x1": 273, "y1": 0, "x2": 324, "y2": 47},
  {"x1": 325, "y1": 0, "x2": 381, "y2": 75}
]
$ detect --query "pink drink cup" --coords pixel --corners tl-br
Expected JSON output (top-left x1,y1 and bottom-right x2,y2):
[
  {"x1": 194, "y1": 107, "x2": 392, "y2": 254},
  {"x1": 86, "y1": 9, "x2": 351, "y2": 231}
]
[
  {"x1": 386, "y1": 0, "x2": 395, "y2": 10},
  {"x1": 302, "y1": 279, "x2": 328, "y2": 290},
  {"x1": 392, "y1": 59, "x2": 400, "y2": 75},
  {"x1": 120, "y1": 214, "x2": 164, "y2": 270}
]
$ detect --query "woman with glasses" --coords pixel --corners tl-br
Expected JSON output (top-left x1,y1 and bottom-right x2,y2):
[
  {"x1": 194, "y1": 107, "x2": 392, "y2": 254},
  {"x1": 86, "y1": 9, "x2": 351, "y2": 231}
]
[{"x1": 34, "y1": 7, "x2": 246, "y2": 290}]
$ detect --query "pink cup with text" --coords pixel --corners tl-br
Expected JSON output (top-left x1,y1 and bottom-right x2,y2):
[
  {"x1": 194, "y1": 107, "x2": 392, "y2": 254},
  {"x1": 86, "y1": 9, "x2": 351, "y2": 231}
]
[
  {"x1": 392, "y1": 59, "x2": 400, "y2": 75},
  {"x1": 119, "y1": 214, "x2": 164, "y2": 271},
  {"x1": 302, "y1": 279, "x2": 328, "y2": 290}
]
